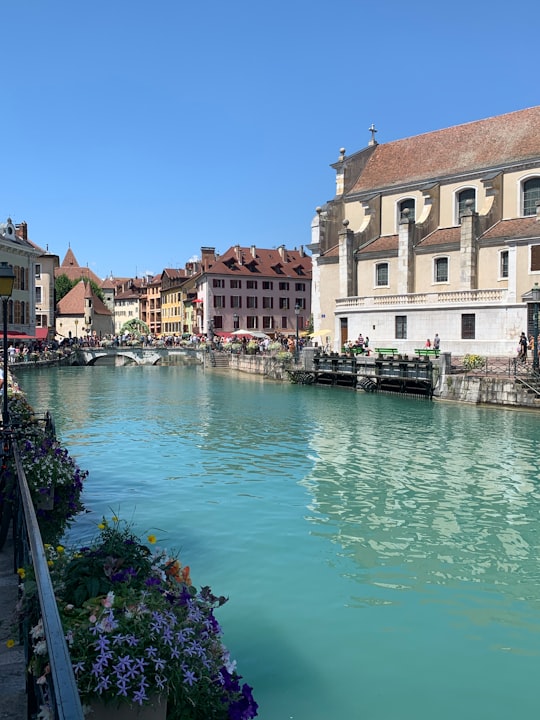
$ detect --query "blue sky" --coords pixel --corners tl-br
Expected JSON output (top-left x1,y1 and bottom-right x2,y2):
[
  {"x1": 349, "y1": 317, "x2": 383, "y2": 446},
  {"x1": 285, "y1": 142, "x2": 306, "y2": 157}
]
[{"x1": 2, "y1": 0, "x2": 538, "y2": 280}]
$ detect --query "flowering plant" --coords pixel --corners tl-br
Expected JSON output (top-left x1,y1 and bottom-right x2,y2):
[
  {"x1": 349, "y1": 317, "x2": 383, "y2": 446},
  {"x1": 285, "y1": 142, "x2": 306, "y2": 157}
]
[
  {"x1": 6, "y1": 393, "x2": 87, "y2": 544},
  {"x1": 18, "y1": 433, "x2": 87, "y2": 544},
  {"x1": 26, "y1": 518, "x2": 257, "y2": 720}
]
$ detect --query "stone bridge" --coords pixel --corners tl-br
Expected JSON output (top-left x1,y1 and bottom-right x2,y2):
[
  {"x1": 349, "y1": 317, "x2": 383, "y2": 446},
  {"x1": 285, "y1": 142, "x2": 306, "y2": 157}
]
[{"x1": 73, "y1": 346, "x2": 203, "y2": 366}]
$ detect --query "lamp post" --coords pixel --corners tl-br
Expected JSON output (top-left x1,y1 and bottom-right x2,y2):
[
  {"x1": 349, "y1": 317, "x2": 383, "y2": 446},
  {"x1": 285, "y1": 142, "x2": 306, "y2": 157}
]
[
  {"x1": 0, "y1": 262, "x2": 15, "y2": 428},
  {"x1": 233, "y1": 313, "x2": 239, "y2": 331},
  {"x1": 294, "y1": 303, "x2": 300, "y2": 363},
  {"x1": 74, "y1": 319, "x2": 79, "y2": 343},
  {"x1": 532, "y1": 282, "x2": 540, "y2": 372}
]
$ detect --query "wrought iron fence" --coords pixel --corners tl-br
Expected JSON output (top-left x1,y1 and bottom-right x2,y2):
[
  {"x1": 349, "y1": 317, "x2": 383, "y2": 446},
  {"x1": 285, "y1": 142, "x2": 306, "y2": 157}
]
[{"x1": 1, "y1": 425, "x2": 84, "y2": 719}]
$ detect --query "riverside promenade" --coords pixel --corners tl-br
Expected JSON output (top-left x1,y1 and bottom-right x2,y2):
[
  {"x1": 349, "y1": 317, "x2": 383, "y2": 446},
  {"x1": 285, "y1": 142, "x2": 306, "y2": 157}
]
[{"x1": 0, "y1": 528, "x2": 26, "y2": 720}]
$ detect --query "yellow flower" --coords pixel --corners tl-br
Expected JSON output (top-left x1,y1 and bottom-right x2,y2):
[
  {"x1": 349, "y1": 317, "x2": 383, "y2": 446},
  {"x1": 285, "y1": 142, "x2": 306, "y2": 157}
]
[
  {"x1": 17, "y1": 568, "x2": 25, "y2": 579},
  {"x1": 147, "y1": 534, "x2": 157, "y2": 544},
  {"x1": 56, "y1": 545, "x2": 64, "y2": 553},
  {"x1": 6, "y1": 639, "x2": 15, "y2": 648},
  {"x1": 112, "y1": 515, "x2": 119, "y2": 523},
  {"x1": 47, "y1": 560, "x2": 54, "y2": 568},
  {"x1": 97, "y1": 523, "x2": 106, "y2": 530}
]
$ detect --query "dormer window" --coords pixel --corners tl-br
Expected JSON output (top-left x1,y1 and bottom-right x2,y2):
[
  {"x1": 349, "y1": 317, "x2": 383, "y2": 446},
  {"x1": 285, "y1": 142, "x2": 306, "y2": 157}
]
[
  {"x1": 456, "y1": 188, "x2": 476, "y2": 224},
  {"x1": 522, "y1": 177, "x2": 540, "y2": 216},
  {"x1": 398, "y1": 198, "x2": 415, "y2": 228}
]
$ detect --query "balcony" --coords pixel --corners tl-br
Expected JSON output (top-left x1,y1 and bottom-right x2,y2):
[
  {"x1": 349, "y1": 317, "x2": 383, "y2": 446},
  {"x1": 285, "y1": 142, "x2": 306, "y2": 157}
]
[{"x1": 336, "y1": 288, "x2": 507, "y2": 310}]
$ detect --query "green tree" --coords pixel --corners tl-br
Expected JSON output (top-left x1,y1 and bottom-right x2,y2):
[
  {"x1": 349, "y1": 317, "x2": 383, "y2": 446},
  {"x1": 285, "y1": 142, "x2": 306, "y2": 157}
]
[
  {"x1": 55, "y1": 274, "x2": 74, "y2": 302},
  {"x1": 55, "y1": 275, "x2": 105, "y2": 303}
]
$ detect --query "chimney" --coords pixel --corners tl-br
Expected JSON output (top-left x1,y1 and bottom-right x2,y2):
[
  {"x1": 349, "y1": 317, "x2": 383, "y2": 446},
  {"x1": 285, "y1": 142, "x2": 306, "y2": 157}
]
[
  {"x1": 278, "y1": 245, "x2": 286, "y2": 261},
  {"x1": 298, "y1": 245, "x2": 304, "y2": 258},
  {"x1": 200, "y1": 247, "x2": 216, "y2": 271},
  {"x1": 250, "y1": 245, "x2": 256, "y2": 258},
  {"x1": 16, "y1": 222, "x2": 28, "y2": 241}
]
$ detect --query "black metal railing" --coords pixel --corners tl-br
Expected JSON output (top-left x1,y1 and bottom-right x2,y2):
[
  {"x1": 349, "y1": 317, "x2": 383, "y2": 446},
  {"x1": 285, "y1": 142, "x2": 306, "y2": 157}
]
[{"x1": 4, "y1": 430, "x2": 84, "y2": 719}]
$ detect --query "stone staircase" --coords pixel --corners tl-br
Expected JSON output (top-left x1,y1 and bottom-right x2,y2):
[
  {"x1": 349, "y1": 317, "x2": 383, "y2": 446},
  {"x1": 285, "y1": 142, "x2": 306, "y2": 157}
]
[
  {"x1": 515, "y1": 371, "x2": 540, "y2": 401},
  {"x1": 210, "y1": 353, "x2": 231, "y2": 369},
  {"x1": 0, "y1": 531, "x2": 26, "y2": 720}
]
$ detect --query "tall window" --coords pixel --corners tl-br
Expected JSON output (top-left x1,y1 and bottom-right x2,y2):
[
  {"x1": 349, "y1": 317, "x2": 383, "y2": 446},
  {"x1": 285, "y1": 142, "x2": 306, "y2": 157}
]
[
  {"x1": 279, "y1": 298, "x2": 290, "y2": 310},
  {"x1": 376, "y1": 262, "x2": 389, "y2": 287},
  {"x1": 262, "y1": 316, "x2": 274, "y2": 329},
  {"x1": 262, "y1": 297, "x2": 273, "y2": 309},
  {"x1": 462, "y1": 314, "x2": 475, "y2": 339},
  {"x1": 531, "y1": 245, "x2": 540, "y2": 272},
  {"x1": 499, "y1": 250, "x2": 509, "y2": 279},
  {"x1": 246, "y1": 296, "x2": 258, "y2": 308},
  {"x1": 35, "y1": 286, "x2": 42, "y2": 303},
  {"x1": 246, "y1": 316, "x2": 259, "y2": 329},
  {"x1": 398, "y1": 198, "x2": 415, "y2": 224},
  {"x1": 523, "y1": 178, "x2": 540, "y2": 216},
  {"x1": 230, "y1": 296, "x2": 242, "y2": 308},
  {"x1": 230, "y1": 279, "x2": 241, "y2": 288},
  {"x1": 395, "y1": 315, "x2": 407, "y2": 339},
  {"x1": 434, "y1": 257, "x2": 449, "y2": 283},
  {"x1": 213, "y1": 296, "x2": 225, "y2": 308},
  {"x1": 35, "y1": 263, "x2": 41, "y2": 278},
  {"x1": 457, "y1": 188, "x2": 476, "y2": 223}
]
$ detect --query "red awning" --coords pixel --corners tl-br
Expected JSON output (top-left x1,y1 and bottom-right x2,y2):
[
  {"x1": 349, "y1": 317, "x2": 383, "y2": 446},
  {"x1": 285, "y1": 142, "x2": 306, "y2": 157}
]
[{"x1": 6, "y1": 329, "x2": 49, "y2": 340}]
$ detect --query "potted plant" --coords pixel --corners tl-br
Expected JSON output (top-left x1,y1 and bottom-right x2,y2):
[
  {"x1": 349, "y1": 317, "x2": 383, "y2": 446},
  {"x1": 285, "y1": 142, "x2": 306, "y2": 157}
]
[
  {"x1": 17, "y1": 431, "x2": 87, "y2": 544},
  {"x1": 24, "y1": 518, "x2": 258, "y2": 720}
]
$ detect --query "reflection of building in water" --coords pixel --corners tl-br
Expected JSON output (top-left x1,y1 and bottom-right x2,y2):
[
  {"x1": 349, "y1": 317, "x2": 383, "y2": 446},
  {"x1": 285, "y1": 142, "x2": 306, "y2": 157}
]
[{"x1": 301, "y1": 400, "x2": 540, "y2": 607}]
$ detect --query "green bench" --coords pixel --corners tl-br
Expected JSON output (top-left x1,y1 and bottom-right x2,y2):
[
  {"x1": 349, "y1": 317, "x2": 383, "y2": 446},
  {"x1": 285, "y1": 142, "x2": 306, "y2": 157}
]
[
  {"x1": 374, "y1": 348, "x2": 398, "y2": 357},
  {"x1": 414, "y1": 348, "x2": 440, "y2": 357}
]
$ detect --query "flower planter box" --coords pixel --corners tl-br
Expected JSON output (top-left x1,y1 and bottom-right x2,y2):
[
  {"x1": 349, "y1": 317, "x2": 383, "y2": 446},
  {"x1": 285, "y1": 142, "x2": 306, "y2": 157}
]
[{"x1": 88, "y1": 696, "x2": 166, "y2": 720}]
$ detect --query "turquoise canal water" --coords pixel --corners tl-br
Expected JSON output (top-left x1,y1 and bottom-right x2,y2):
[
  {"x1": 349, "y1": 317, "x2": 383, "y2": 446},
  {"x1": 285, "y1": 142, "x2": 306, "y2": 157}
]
[{"x1": 20, "y1": 365, "x2": 540, "y2": 720}]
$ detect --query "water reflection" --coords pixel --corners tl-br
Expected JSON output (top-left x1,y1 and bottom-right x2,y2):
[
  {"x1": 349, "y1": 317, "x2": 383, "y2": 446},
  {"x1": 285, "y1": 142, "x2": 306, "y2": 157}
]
[{"x1": 303, "y1": 396, "x2": 540, "y2": 607}]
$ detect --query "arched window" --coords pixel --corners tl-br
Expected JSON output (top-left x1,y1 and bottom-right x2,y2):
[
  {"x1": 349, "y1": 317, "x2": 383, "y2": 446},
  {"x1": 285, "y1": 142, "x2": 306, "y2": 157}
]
[
  {"x1": 398, "y1": 198, "x2": 415, "y2": 226},
  {"x1": 456, "y1": 188, "x2": 476, "y2": 224},
  {"x1": 523, "y1": 177, "x2": 540, "y2": 216}
]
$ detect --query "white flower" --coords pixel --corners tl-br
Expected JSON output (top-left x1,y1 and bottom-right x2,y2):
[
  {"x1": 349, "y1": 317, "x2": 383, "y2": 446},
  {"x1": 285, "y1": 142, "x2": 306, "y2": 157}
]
[
  {"x1": 34, "y1": 640, "x2": 48, "y2": 656},
  {"x1": 30, "y1": 619, "x2": 44, "y2": 640}
]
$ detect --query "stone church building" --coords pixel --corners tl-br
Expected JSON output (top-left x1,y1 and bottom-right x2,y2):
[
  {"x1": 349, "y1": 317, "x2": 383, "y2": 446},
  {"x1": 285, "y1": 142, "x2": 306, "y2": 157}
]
[{"x1": 309, "y1": 106, "x2": 540, "y2": 356}]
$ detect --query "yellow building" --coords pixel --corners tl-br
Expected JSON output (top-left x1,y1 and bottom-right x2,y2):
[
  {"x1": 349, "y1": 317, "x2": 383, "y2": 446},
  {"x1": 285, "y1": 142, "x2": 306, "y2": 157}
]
[{"x1": 310, "y1": 106, "x2": 540, "y2": 355}]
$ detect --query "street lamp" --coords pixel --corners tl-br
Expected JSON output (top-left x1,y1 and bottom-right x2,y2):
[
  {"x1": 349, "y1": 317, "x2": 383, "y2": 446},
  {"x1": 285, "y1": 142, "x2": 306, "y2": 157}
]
[
  {"x1": 294, "y1": 303, "x2": 301, "y2": 363},
  {"x1": 74, "y1": 319, "x2": 79, "y2": 343},
  {"x1": 233, "y1": 313, "x2": 239, "y2": 331},
  {"x1": 532, "y1": 282, "x2": 540, "y2": 372},
  {"x1": 0, "y1": 262, "x2": 15, "y2": 428}
]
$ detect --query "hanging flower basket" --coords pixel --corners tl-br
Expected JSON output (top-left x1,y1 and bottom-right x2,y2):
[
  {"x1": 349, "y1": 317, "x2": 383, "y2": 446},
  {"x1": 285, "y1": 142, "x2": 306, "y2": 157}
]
[{"x1": 35, "y1": 486, "x2": 55, "y2": 511}]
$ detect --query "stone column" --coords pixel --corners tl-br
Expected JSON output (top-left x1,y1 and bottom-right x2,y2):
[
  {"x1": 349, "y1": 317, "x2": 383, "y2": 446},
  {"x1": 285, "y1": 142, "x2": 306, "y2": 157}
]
[{"x1": 397, "y1": 209, "x2": 415, "y2": 295}]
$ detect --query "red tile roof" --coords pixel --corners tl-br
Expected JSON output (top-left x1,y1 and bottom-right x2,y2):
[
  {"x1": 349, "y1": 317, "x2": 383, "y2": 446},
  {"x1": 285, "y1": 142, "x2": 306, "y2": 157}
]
[
  {"x1": 348, "y1": 106, "x2": 540, "y2": 194},
  {"x1": 358, "y1": 235, "x2": 398, "y2": 254},
  {"x1": 481, "y1": 217, "x2": 540, "y2": 240},
  {"x1": 205, "y1": 246, "x2": 311, "y2": 278},
  {"x1": 56, "y1": 247, "x2": 102, "y2": 285},
  {"x1": 56, "y1": 280, "x2": 112, "y2": 316},
  {"x1": 418, "y1": 227, "x2": 461, "y2": 247}
]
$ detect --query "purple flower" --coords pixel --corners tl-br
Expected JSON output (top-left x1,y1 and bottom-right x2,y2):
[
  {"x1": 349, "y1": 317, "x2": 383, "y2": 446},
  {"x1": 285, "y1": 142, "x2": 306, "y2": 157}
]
[{"x1": 183, "y1": 669, "x2": 197, "y2": 686}]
